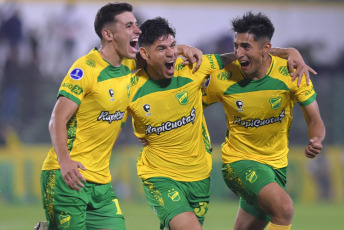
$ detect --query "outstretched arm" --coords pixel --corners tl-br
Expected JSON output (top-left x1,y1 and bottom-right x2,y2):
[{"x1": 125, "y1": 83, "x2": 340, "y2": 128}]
[
  {"x1": 301, "y1": 100, "x2": 326, "y2": 159},
  {"x1": 270, "y1": 47, "x2": 317, "y2": 86}
]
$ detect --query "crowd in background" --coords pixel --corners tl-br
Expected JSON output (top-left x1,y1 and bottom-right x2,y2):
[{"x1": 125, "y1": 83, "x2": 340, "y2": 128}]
[{"x1": 0, "y1": 1, "x2": 343, "y2": 148}]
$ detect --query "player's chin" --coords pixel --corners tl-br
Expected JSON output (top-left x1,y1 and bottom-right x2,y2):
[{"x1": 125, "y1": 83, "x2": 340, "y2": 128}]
[{"x1": 126, "y1": 51, "x2": 137, "y2": 60}]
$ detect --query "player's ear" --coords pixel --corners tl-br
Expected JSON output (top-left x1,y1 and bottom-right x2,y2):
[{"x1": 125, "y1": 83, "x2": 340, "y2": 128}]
[
  {"x1": 140, "y1": 47, "x2": 149, "y2": 60},
  {"x1": 102, "y1": 28, "x2": 113, "y2": 41},
  {"x1": 263, "y1": 41, "x2": 272, "y2": 56}
]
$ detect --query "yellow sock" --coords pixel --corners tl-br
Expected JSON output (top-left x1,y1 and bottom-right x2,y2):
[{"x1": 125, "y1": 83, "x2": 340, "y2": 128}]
[{"x1": 267, "y1": 222, "x2": 291, "y2": 230}]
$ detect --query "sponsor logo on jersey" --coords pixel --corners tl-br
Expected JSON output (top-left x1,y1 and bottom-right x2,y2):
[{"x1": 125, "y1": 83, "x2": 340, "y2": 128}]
[
  {"x1": 217, "y1": 71, "x2": 231, "y2": 80},
  {"x1": 206, "y1": 54, "x2": 216, "y2": 69},
  {"x1": 236, "y1": 100, "x2": 244, "y2": 112},
  {"x1": 279, "y1": 66, "x2": 289, "y2": 76},
  {"x1": 97, "y1": 111, "x2": 125, "y2": 123},
  {"x1": 86, "y1": 59, "x2": 96, "y2": 67},
  {"x1": 176, "y1": 91, "x2": 188, "y2": 105},
  {"x1": 69, "y1": 68, "x2": 84, "y2": 80},
  {"x1": 143, "y1": 104, "x2": 150, "y2": 112},
  {"x1": 233, "y1": 109, "x2": 285, "y2": 128},
  {"x1": 168, "y1": 189, "x2": 180, "y2": 201},
  {"x1": 269, "y1": 96, "x2": 282, "y2": 109},
  {"x1": 109, "y1": 89, "x2": 114, "y2": 101},
  {"x1": 61, "y1": 83, "x2": 83, "y2": 95},
  {"x1": 245, "y1": 170, "x2": 258, "y2": 183},
  {"x1": 145, "y1": 107, "x2": 196, "y2": 135},
  {"x1": 58, "y1": 213, "x2": 71, "y2": 228}
]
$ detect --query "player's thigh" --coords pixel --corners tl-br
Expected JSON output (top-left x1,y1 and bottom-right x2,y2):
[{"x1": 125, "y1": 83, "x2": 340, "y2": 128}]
[
  {"x1": 86, "y1": 182, "x2": 125, "y2": 230},
  {"x1": 222, "y1": 160, "x2": 276, "y2": 222},
  {"x1": 142, "y1": 177, "x2": 194, "y2": 230},
  {"x1": 41, "y1": 170, "x2": 87, "y2": 229},
  {"x1": 187, "y1": 177, "x2": 211, "y2": 226}
]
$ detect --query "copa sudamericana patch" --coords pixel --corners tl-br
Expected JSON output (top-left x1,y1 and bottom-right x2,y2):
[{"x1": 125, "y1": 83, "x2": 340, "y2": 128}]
[{"x1": 69, "y1": 68, "x2": 84, "y2": 80}]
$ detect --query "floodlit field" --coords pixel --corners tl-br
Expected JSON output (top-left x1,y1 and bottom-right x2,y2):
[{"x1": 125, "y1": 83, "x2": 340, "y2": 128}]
[{"x1": 0, "y1": 200, "x2": 342, "y2": 230}]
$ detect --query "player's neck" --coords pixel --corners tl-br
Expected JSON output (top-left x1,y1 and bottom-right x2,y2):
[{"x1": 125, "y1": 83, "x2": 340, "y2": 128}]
[
  {"x1": 98, "y1": 45, "x2": 123, "y2": 67},
  {"x1": 247, "y1": 55, "x2": 272, "y2": 80},
  {"x1": 146, "y1": 65, "x2": 164, "y2": 81}
]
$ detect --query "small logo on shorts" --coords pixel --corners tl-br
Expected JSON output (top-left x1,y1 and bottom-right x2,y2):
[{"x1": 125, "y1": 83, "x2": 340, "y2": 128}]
[
  {"x1": 168, "y1": 189, "x2": 180, "y2": 201},
  {"x1": 59, "y1": 213, "x2": 71, "y2": 228},
  {"x1": 245, "y1": 170, "x2": 257, "y2": 183}
]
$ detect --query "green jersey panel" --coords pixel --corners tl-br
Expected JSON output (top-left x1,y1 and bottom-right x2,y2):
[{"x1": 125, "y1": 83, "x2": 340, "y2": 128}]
[
  {"x1": 42, "y1": 49, "x2": 136, "y2": 184},
  {"x1": 203, "y1": 55, "x2": 316, "y2": 169},
  {"x1": 128, "y1": 55, "x2": 223, "y2": 181}
]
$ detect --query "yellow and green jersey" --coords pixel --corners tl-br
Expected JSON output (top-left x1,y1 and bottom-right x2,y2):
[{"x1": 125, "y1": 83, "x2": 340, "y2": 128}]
[
  {"x1": 203, "y1": 55, "x2": 316, "y2": 169},
  {"x1": 42, "y1": 48, "x2": 136, "y2": 184},
  {"x1": 128, "y1": 55, "x2": 224, "y2": 181}
]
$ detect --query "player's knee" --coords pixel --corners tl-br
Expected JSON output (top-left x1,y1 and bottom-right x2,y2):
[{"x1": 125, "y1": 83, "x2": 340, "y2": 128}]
[{"x1": 271, "y1": 201, "x2": 294, "y2": 223}]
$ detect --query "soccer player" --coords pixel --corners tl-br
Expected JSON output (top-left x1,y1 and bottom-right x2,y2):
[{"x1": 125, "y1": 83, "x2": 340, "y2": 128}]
[
  {"x1": 40, "y1": 3, "x2": 140, "y2": 229},
  {"x1": 127, "y1": 17, "x2": 222, "y2": 230},
  {"x1": 202, "y1": 12, "x2": 326, "y2": 230}
]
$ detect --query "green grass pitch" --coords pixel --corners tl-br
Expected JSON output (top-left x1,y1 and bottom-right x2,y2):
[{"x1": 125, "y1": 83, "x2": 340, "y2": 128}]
[{"x1": 0, "y1": 200, "x2": 342, "y2": 230}]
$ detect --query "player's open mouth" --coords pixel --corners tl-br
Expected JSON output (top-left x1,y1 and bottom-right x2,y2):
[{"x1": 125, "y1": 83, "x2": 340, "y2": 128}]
[
  {"x1": 130, "y1": 38, "x2": 138, "y2": 51},
  {"x1": 240, "y1": 61, "x2": 249, "y2": 68},
  {"x1": 165, "y1": 60, "x2": 175, "y2": 75}
]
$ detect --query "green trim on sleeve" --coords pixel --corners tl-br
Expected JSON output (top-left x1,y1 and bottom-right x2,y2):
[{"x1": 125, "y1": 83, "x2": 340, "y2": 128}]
[
  {"x1": 298, "y1": 93, "x2": 317, "y2": 107},
  {"x1": 215, "y1": 54, "x2": 224, "y2": 69},
  {"x1": 58, "y1": 90, "x2": 81, "y2": 105}
]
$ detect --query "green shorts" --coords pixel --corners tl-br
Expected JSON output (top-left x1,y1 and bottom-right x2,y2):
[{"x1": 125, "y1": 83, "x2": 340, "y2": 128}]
[
  {"x1": 41, "y1": 170, "x2": 125, "y2": 230},
  {"x1": 222, "y1": 160, "x2": 287, "y2": 222},
  {"x1": 142, "y1": 177, "x2": 211, "y2": 230}
]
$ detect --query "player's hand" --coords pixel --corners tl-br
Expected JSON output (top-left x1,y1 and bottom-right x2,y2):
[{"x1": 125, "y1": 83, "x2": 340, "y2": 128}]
[
  {"x1": 177, "y1": 45, "x2": 203, "y2": 73},
  {"x1": 138, "y1": 138, "x2": 149, "y2": 146},
  {"x1": 59, "y1": 158, "x2": 86, "y2": 191},
  {"x1": 287, "y1": 48, "x2": 317, "y2": 87},
  {"x1": 305, "y1": 137, "x2": 322, "y2": 159}
]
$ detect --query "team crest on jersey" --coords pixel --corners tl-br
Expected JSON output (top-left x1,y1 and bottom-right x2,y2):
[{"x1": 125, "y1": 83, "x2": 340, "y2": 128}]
[
  {"x1": 168, "y1": 189, "x2": 180, "y2": 202},
  {"x1": 269, "y1": 96, "x2": 282, "y2": 110},
  {"x1": 245, "y1": 170, "x2": 257, "y2": 183},
  {"x1": 69, "y1": 68, "x2": 84, "y2": 80},
  {"x1": 176, "y1": 91, "x2": 188, "y2": 105},
  {"x1": 217, "y1": 71, "x2": 231, "y2": 80},
  {"x1": 109, "y1": 89, "x2": 114, "y2": 101},
  {"x1": 236, "y1": 100, "x2": 244, "y2": 112},
  {"x1": 58, "y1": 213, "x2": 71, "y2": 228},
  {"x1": 279, "y1": 66, "x2": 289, "y2": 76}
]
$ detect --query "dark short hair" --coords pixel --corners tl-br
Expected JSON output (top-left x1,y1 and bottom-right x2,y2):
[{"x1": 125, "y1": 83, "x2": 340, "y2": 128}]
[
  {"x1": 138, "y1": 17, "x2": 176, "y2": 47},
  {"x1": 232, "y1": 11, "x2": 275, "y2": 42},
  {"x1": 94, "y1": 2, "x2": 133, "y2": 39}
]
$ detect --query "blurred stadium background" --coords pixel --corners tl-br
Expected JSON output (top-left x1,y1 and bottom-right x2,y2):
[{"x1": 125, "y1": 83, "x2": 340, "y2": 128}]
[{"x1": 0, "y1": 0, "x2": 343, "y2": 229}]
